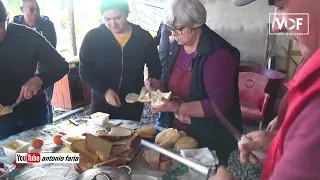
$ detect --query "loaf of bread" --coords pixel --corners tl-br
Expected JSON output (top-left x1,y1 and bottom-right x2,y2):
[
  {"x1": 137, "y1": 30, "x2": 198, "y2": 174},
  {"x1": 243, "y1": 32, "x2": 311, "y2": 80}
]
[
  {"x1": 173, "y1": 136, "x2": 198, "y2": 152},
  {"x1": 155, "y1": 128, "x2": 180, "y2": 147}
]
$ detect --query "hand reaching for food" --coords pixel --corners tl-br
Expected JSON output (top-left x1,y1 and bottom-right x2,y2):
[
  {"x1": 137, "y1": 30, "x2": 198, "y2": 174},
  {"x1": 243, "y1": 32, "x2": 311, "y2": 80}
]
[{"x1": 105, "y1": 89, "x2": 121, "y2": 107}]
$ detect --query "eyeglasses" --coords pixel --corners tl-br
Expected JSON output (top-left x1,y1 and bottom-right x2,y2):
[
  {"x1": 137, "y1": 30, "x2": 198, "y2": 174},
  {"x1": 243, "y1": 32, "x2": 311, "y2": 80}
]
[
  {"x1": 24, "y1": 6, "x2": 40, "y2": 14},
  {"x1": 166, "y1": 25, "x2": 186, "y2": 35}
]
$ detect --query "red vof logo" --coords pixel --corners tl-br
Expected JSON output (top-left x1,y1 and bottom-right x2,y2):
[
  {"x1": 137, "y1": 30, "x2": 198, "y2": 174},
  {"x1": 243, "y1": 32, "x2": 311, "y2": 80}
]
[
  {"x1": 26, "y1": 152, "x2": 41, "y2": 163},
  {"x1": 245, "y1": 79, "x2": 255, "y2": 88}
]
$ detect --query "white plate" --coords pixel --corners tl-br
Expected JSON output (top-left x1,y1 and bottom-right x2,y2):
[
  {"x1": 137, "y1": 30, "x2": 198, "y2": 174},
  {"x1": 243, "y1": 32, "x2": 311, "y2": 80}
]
[
  {"x1": 108, "y1": 119, "x2": 140, "y2": 130},
  {"x1": 29, "y1": 175, "x2": 67, "y2": 180},
  {"x1": 131, "y1": 175, "x2": 158, "y2": 180}
]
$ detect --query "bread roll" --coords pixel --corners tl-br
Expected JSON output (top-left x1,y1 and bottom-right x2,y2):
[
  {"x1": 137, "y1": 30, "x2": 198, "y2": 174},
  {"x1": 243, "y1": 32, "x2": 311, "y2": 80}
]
[
  {"x1": 155, "y1": 128, "x2": 180, "y2": 147},
  {"x1": 151, "y1": 91, "x2": 172, "y2": 108},
  {"x1": 173, "y1": 136, "x2": 198, "y2": 152},
  {"x1": 137, "y1": 125, "x2": 156, "y2": 136}
]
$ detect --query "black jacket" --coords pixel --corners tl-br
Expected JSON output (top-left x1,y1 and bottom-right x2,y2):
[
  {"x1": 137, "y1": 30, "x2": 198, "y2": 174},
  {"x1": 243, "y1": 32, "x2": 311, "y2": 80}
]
[
  {"x1": 13, "y1": 15, "x2": 57, "y2": 73},
  {"x1": 164, "y1": 24, "x2": 243, "y2": 156},
  {"x1": 0, "y1": 23, "x2": 69, "y2": 118},
  {"x1": 79, "y1": 24, "x2": 162, "y2": 110},
  {"x1": 13, "y1": 15, "x2": 57, "y2": 48}
]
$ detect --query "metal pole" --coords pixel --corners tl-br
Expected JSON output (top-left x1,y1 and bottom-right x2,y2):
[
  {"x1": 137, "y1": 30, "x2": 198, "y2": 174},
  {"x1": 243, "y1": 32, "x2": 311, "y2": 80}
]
[{"x1": 53, "y1": 107, "x2": 84, "y2": 122}]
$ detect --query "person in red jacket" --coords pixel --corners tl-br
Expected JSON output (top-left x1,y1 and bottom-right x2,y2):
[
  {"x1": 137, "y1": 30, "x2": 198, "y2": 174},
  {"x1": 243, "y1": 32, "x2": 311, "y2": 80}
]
[{"x1": 210, "y1": 0, "x2": 320, "y2": 179}]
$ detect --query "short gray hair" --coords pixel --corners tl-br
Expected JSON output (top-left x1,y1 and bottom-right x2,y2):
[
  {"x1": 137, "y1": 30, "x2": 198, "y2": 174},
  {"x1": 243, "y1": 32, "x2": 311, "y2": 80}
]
[
  {"x1": 164, "y1": 0, "x2": 206, "y2": 28},
  {"x1": 20, "y1": 0, "x2": 36, "y2": 7}
]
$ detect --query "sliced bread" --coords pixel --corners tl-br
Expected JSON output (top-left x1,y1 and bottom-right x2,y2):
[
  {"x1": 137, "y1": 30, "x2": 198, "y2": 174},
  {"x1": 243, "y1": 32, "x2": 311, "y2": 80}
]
[
  {"x1": 85, "y1": 134, "x2": 113, "y2": 162},
  {"x1": 93, "y1": 157, "x2": 131, "y2": 168},
  {"x1": 70, "y1": 139, "x2": 99, "y2": 164},
  {"x1": 108, "y1": 127, "x2": 132, "y2": 137}
]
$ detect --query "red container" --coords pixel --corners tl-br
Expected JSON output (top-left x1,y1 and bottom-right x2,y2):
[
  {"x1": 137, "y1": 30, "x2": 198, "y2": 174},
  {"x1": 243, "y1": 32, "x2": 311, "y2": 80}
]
[{"x1": 239, "y1": 66, "x2": 286, "y2": 124}]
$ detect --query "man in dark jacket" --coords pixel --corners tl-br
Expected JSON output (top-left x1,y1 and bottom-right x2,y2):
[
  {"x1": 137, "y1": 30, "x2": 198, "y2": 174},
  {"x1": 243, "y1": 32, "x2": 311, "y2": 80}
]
[
  {"x1": 0, "y1": 0, "x2": 69, "y2": 139},
  {"x1": 13, "y1": 0, "x2": 57, "y2": 121}
]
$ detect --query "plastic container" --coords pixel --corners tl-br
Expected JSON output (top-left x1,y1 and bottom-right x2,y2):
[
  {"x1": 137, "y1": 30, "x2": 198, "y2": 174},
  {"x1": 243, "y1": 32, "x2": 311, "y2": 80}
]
[
  {"x1": 45, "y1": 166, "x2": 69, "y2": 176},
  {"x1": 14, "y1": 167, "x2": 46, "y2": 180},
  {"x1": 2, "y1": 140, "x2": 29, "y2": 159}
]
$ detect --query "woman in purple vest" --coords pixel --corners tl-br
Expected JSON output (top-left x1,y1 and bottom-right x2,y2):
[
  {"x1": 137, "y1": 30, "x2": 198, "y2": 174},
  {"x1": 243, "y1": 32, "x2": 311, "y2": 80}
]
[{"x1": 146, "y1": 0, "x2": 243, "y2": 166}]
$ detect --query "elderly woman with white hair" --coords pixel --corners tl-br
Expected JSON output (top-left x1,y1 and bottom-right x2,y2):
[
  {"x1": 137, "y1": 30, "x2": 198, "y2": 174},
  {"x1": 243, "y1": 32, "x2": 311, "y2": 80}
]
[{"x1": 146, "y1": 0, "x2": 243, "y2": 165}]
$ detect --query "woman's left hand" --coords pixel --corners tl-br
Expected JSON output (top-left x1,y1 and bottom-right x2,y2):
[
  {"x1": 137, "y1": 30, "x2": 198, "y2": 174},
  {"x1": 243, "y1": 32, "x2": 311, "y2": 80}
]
[{"x1": 151, "y1": 98, "x2": 181, "y2": 114}]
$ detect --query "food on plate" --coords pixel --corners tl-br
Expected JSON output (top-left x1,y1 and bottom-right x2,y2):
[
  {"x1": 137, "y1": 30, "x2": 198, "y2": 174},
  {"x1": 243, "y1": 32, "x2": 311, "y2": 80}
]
[
  {"x1": 143, "y1": 148, "x2": 172, "y2": 172},
  {"x1": 108, "y1": 127, "x2": 132, "y2": 137},
  {"x1": 78, "y1": 158, "x2": 94, "y2": 171},
  {"x1": 12, "y1": 158, "x2": 26, "y2": 168},
  {"x1": 0, "y1": 104, "x2": 12, "y2": 116},
  {"x1": 65, "y1": 136, "x2": 80, "y2": 143},
  {"x1": 32, "y1": 138, "x2": 44, "y2": 149},
  {"x1": 150, "y1": 91, "x2": 172, "y2": 108},
  {"x1": 85, "y1": 134, "x2": 113, "y2": 162},
  {"x1": 136, "y1": 125, "x2": 156, "y2": 138},
  {"x1": 70, "y1": 139, "x2": 99, "y2": 164},
  {"x1": 173, "y1": 136, "x2": 198, "y2": 152},
  {"x1": 71, "y1": 130, "x2": 141, "y2": 173},
  {"x1": 118, "y1": 148, "x2": 134, "y2": 158},
  {"x1": 3, "y1": 140, "x2": 24, "y2": 150},
  {"x1": 53, "y1": 134, "x2": 64, "y2": 145},
  {"x1": 96, "y1": 130, "x2": 108, "y2": 137},
  {"x1": 143, "y1": 149, "x2": 160, "y2": 170},
  {"x1": 155, "y1": 128, "x2": 180, "y2": 148},
  {"x1": 111, "y1": 133, "x2": 140, "y2": 157},
  {"x1": 159, "y1": 160, "x2": 171, "y2": 172}
]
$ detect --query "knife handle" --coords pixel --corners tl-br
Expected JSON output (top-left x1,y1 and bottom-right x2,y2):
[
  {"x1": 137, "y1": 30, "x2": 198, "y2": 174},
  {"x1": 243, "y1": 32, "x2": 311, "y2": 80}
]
[{"x1": 69, "y1": 119, "x2": 79, "y2": 126}]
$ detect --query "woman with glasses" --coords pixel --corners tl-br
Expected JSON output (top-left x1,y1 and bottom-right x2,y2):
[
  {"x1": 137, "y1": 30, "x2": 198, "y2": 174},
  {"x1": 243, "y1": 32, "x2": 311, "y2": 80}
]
[
  {"x1": 79, "y1": 0, "x2": 161, "y2": 122},
  {"x1": 146, "y1": 0, "x2": 243, "y2": 165}
]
